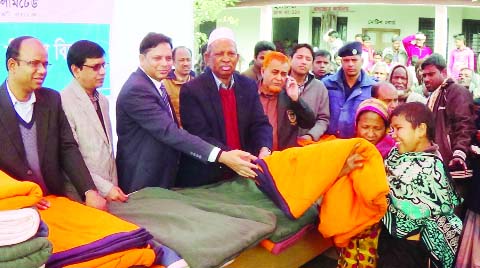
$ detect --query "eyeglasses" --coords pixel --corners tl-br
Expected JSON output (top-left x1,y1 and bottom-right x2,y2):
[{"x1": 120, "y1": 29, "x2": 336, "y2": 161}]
[
  {"x1": 82, "y1": 62, "x2": 108, "y2": 71},
  {"x1": 15, "y1": 59, "x2": 51, "y2": 69}
]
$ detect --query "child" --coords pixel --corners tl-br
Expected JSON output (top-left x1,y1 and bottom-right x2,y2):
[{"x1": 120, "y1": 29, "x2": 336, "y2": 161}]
[{"x1": 378, "y1": 102, "x2": 462, "y2": 268}]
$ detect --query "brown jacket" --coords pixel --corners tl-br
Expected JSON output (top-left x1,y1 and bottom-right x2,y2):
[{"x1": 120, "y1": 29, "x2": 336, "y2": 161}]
[{"x1": 428, "y1": 79, "x2": 476, "y2": 165}]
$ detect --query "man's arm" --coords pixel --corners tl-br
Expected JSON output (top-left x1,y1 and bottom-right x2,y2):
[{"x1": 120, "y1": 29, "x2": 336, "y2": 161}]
[
  {"x1": 57, "y1": 96, "x2": 107, "y2": 210},
  {"x1": 246, "y1": 81, "x2": 273, "y2": 155},
  {"x1": 306, "y1": 84, "x2": 330, "y2": 140},
  {"x1": 402, "y1": 34, "x2": 415, "y2": 57},
  {"x1": 122, "y1": 83, "x2": 215, "y2": 161},
  {"x1": 448, "y1": 86, "x2": 476, "y2": 164}
]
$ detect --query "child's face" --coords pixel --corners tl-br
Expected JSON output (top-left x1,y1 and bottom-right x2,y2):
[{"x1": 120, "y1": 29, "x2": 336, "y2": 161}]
[{"x1": 390, "y1": 114, "x2": 424, "y2": 154}]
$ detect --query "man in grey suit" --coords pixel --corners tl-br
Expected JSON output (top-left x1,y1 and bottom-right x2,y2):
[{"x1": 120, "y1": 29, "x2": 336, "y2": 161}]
[
  {"x1": 0, "y1": 36, "x2": 107, "y2": 210},
  {"x1": 116, "y1": 32, "x2": 258, "y2": 193},
  {"x1": 61, "y1": 40, "x2": 128, "y2": 202}
]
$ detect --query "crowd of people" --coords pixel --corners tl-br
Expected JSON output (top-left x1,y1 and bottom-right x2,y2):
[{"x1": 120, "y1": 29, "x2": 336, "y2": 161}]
[{"x1": 0, "y1": 24, "x2": 479, "y2": 268}]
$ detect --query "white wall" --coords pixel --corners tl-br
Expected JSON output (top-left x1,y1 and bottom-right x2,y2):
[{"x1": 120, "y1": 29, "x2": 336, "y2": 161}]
[
  {"x1": 109, "y1": 0, "x2": 194, "y2": 148},
  {"x1": 217, "y1": 7, "x2": 261, "y2": 71},
  {"x1": 312, "y1": 4, "x2": 435, "y2": 42}
]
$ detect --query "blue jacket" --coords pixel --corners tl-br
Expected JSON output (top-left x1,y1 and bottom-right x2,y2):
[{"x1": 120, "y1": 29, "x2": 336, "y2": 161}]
[{"x1": 323, "y1": 69, "x2": 376, "y2": 138}]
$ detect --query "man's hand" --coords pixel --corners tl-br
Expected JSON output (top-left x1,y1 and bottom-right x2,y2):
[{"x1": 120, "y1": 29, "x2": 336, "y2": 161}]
[
  {"x1": 449, "y1": 157, "x2": 467, "y2": 172},
  {"x1": 338, "y1": 143, "x2": 365, "y2": 178},
  {"x1": 106, "y1": 186, "x2": 128, "y2": 202},
  {"x1": 285, "y1": 76, "x2": 299, "y2": 102},
  {"x1": 298, "y1": 135, "x2": 313, "y2": 143},
  {"x1": 218, "y1": 150, "x2": 258, "y2": 178},
  {"x1": 258, "y1": 147, "x2": 271, "y2": 159},
  {"x1": 85, "y1": 190, "x2": 108, "y2": 211},
  {"x1": 36, "y1": 198, "x2": 50, "y2": 210}
]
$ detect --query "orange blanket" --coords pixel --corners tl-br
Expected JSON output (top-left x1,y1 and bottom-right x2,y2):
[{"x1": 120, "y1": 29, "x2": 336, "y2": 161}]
[
  {"x1": 0, "y1": 170, "x2": 42, "y2": 210},
  {"x1": 256, "y1": 138, "x2": 388, "y2": 247},
  {"x1": 39, "y1": 196, "x2": 157, "y2": 268}
]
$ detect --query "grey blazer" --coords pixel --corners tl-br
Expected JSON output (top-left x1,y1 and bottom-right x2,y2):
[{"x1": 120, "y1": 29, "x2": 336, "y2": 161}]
[{"x1": 61, "y1": 79, "x2": 117, "y2": 197}]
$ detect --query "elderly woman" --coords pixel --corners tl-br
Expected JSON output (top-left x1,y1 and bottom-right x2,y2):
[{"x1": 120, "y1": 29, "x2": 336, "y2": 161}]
[{"x1": 337, "y1": 98, "x2": 395, "y2": 268}]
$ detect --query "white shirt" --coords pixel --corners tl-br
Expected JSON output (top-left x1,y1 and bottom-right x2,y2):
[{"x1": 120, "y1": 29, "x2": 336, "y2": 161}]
[{"x1": 6, "y1": 82, "x2": 36, "y2": 123}]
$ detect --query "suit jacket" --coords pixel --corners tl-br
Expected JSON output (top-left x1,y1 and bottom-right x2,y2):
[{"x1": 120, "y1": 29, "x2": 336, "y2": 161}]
[
  {"x1": 0, "y1": 81, "x2": 96, "y2": 197},
  {"x1": 276, "y1": 90, "x2": 316, "y2": 150},
  {"x1": 177, "y1": 68, "x2": 272, "y2": 187},
  {"x1": 116, "y1": 68, "x2": 214, "y2": 193},
  {"x1": 61, "y1": 79, "x2": 117, "y2": 197}
]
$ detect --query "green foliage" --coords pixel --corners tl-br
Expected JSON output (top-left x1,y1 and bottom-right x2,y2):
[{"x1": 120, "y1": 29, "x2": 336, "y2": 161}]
[
  {"x1": 193, "y1": 0, "x2": 238, "y2": 52},
  {"x1": 194, "y1": 0, "x2": 238, "y2": 26}
]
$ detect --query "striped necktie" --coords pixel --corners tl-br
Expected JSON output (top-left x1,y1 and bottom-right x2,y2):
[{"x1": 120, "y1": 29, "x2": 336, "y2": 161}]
[{"x1": 159, "y1": 83, "x2": 173, "y2": 119}]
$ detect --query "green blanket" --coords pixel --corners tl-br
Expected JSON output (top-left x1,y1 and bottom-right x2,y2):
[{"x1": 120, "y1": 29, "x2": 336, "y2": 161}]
[
  {"x1": 178, "y1": 177, "x2": 318, "y2": 242},
  {"x1": 110, "y1": 178, "x2": 318, "y2": 268},
  {"x1": 0, "y1": 237, "x2": 52, "y2": 268},
  {"x1": 110, "y1": 181, "x2": 276, "y2": 268}
]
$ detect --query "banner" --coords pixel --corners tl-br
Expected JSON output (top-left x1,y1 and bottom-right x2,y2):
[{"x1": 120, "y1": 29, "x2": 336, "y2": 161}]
[{"x1": 0, "y1": 0, "x2": 113, "y2": 94}]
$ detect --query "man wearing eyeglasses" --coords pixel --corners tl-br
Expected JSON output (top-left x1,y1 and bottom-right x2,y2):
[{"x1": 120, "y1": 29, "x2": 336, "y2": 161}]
[
  {"x1": 61, "y1": 40, "x2": 128, "y2": 203},
  {"x1": 0, "y1": 36, "x2": 107, "y2": 210}
]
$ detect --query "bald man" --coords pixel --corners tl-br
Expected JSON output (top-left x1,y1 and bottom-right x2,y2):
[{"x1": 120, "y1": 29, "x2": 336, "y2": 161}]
[{"x1": 371, "y1": 82, "x2": 398, "y2": 114}]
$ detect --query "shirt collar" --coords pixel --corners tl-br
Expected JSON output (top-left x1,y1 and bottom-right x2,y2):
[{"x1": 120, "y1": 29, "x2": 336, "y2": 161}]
[
  {"x1": 212, "y1": 72, "x2": 234, "y2": 90},
  {"x1": 6, "y1": 81, "x2": 36, "y2": 105},
  {"x1": 140, "y1": 66, "x2": 163, "y2": 90}
]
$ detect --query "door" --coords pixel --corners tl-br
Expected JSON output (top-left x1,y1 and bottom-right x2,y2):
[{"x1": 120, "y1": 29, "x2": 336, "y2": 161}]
[{"x1": 362, "y1": 28, "x2": 401, "y2": 53}]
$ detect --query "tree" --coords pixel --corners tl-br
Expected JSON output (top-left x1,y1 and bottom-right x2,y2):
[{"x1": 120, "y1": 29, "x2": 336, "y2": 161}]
[{"x1": 194, "y1": 0, "x2": 238, "y2": 52}]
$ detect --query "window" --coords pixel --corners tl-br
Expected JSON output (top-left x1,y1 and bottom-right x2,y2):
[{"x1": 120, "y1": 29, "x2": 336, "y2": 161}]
[
  {"x1": 462, "y1": 19, "x2": 480, "y2": 71},
  {"x1": 418, "y1": 18, "x2": 435, "y2": 49}
]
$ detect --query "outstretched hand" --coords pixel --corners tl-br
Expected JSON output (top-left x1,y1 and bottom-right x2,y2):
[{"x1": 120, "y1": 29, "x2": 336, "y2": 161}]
[
  {"x1": 218, "y1": 150, "x2": 258, "y2": 178},
  {"x1": 338, "y1": 143, "x2": 365, "y2": 178},
  {"x1": 106, "y1": 186, "x2": 128, "y2": 202}
]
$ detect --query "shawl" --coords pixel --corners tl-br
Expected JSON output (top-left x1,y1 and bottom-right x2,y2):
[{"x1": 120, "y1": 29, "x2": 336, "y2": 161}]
[{"x1": 382, "y1": 147, "x2": 462, "y2": 268}]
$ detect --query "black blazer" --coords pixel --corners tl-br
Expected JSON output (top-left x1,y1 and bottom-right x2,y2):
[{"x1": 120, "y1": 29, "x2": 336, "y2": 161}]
[
  {"x1": 277, "y1": 90, "x2": 316, "y2": 150},
  {"x1": 177, "y1": 68, "x2": 272, "y2": 187},
  {"x1": 0, "y1": 81, "x2": 95, "y2": 197},
  {"x1": 116, "y1": 68, "x2": 214, "y2": 193}
]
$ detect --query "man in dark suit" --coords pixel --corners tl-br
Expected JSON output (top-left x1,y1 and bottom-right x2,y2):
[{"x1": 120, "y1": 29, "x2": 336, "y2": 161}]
[
  {"x1": 116, "y1": 32, "x2": 258, "y2": 193},
  {"x1": 177, "y1": 27, "x2": 273, "y2": 187},
  {"x1": 0, "y1": 36, "x2": 107, "y2": 210}
]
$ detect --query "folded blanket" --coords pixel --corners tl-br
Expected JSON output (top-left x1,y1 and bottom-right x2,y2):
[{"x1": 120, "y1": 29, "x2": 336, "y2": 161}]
[
  {"x1": 255, "y1": 138, "x2": 389, "y2": 247},
  {"x1": 0, "y1": 208, "x2": 40, "y2": 246},
  {"x1": 0, "y1": 170, "x2": 42, "y2": 210},
  {"x1": 110, "y1": 185, "x2": 276, "y2": 268},
  {"x1": 260, "y1": 224, "x2": 314, "y2": 254},
  {"x1": 0, "y1": 236, "x2": 52, "y2": 268},
  {"x1": 39, "y1": 196, "x2": 158, "y2": 268}
]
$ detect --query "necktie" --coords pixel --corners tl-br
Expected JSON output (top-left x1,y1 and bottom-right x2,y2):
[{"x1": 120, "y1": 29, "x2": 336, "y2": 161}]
[{"x1": 159, "y1": 83, "x2": 173, "y2": 119}]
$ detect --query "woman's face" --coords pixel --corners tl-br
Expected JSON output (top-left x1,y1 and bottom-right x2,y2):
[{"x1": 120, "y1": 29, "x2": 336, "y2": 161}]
[{"x1": 356, "y1": 111, "x2": 387, "y2": 145}]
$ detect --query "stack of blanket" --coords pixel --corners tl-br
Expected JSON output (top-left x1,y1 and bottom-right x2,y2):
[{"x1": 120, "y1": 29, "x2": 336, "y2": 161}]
[
  {"x1": 0, "y1": 168, "x2": 170, "y2": 268},
  {"x1": 0, "y1": 170, "x2": 52, "y2": 268},
  {"x1": 39, "y1": 195, "x2": 163, "y2": 268}
]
